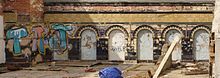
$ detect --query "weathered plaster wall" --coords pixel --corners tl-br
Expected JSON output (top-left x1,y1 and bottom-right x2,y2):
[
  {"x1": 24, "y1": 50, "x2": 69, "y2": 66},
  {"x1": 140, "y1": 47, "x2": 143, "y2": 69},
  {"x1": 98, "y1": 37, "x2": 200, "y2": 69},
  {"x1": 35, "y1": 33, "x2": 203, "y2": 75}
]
[
  {"x1": 212, "y1": 0, "x2": 220, "y2": 34},
  {"x1": 0, "y1": 1, "x2": 5, "y2": 64},
  {"x1": 3, "y1": 24, "x2": 211, "y2": 61},
  {"x1": 213, "y1": 0, "x2": 220, "y2": 78},
  {"x1": 2, "y1": 1, "x2": 214, "y2": 62}
]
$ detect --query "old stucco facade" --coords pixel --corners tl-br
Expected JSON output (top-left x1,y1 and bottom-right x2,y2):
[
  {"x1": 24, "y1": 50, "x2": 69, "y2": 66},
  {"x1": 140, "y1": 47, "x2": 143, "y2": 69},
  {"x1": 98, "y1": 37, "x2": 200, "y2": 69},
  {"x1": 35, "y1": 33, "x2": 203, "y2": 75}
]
[
  {"x1": 0, "y1": 0, "x2": 4, "y2": 64},
  {"x1": 1, "y1": 0, "x2": 214, "y2": 63}
]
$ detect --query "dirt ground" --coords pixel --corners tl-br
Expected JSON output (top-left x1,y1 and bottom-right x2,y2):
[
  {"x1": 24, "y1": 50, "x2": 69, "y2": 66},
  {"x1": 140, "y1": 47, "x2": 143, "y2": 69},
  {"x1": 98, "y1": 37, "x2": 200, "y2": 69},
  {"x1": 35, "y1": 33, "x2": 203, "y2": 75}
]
[
  {"x1": 0, "y1": 61, "x2": 210, "y2": 78},
  {"x1": 159, "y1": 68, "x2": 209, "y2": 78},
  {"x1": 0, "y1": 61, "x2": 134, "y2": 78}
]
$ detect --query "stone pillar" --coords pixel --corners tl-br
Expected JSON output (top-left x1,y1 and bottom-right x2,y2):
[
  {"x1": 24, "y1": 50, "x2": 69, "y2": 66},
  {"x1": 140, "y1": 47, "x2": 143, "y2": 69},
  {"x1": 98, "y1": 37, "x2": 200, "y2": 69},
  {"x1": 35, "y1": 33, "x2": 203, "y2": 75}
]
[
  {"x1": 0, "y1": 0, "x2": 5, "y2": 64},
  {"x1": 213, "y1": 0, "x2": 220, "y2": 78},
  {"x1": 215, "y1": 39, "x2": 220, "y2": 78}
]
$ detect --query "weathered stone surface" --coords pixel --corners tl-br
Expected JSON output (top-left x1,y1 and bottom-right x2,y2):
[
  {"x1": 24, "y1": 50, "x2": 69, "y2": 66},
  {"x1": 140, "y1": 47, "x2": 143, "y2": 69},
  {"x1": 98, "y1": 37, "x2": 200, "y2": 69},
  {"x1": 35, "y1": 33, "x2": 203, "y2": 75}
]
[
  {"x1": 0, "y1": 15, "x2": 4, "y2": 64},
  {"x1": 0, "y1": 2, "x2": 2, "y2": 15},
  {"x1": 44, "y1": 13, "x2": 213, "y2": 23},
  {"x1": 3, "y1": 0, "x2": 31, "y2": 15},
  {"x1": 45, "y1": 5, "x2": 213, "y2": 13},
  {"x1": 30, "y1": 0, "x2": 44, "y2": 22},
  {"x1": 3, "y1": 13, "x2": 17, "y2": 22},
  {"x1": 44, "y1": 0, "x2": 214, "y2": 3}
]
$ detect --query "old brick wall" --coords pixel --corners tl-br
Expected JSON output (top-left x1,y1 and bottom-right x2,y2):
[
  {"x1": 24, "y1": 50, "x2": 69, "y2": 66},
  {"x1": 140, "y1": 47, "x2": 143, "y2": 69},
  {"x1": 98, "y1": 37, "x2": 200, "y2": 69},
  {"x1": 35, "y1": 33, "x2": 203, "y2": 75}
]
[
  {"x1": 3, "y1": 0, "x2": 30, "y2": 15},
  {"x1": 30, "y1": 0, "x2": 43, "y2": 22},
  {"x1": 42, "y1": 2, "x2": 214, "y2": 61},
  {"x1": 1, "y1": 1, "x2": 214, "y2": 62},
  {"x1": 3, "y1": 0, "x2": 44, "y2": 23},
  {"x1": 3, "y1": 0, "x2": 45, "y2": 63},
  {"x1": 0, "y1": 1, "x2": 2, "y2": 15}
]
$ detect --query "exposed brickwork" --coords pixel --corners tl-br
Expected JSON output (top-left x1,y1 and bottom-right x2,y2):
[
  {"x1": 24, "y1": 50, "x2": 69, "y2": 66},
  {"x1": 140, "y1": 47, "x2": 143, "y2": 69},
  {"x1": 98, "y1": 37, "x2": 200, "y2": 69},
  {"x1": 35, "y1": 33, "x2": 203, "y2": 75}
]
[
  {"x1": 0, "y1": 3, "x2": 2, "y2": 15},
  {"x1": 3, "y1": 13, "x2": 17, "y2": 22},
  {"x1": 2, "y1": 1, "x2": 214, "y2": 62},
  {"x1": 30, "y1": 0, "x2": 44, "y2": 22},
  {"x1": 3, "y1": 0, "x2": 44, "y2": 22},
  {"x1": 3, "y1": 0, "x2": 31, "y2": 15}
]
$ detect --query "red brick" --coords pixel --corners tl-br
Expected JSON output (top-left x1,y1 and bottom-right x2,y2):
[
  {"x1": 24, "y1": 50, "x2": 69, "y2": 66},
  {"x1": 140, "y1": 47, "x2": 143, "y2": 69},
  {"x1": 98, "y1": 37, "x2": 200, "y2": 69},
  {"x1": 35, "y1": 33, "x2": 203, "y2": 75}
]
[{"x1": 3, "y1": 0, "x2": 31, "y2": 15}]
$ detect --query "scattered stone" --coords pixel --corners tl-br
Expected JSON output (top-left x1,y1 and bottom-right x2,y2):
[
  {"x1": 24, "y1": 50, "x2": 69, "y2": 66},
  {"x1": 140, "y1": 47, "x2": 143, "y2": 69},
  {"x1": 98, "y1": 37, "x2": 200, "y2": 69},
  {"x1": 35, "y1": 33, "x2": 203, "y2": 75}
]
[
  {"x1": 182, "y1": 62, "x2": 209, "y2": 75},
  {"x1": 85, "y1": 68, "x2": 96, "y2": 72}
]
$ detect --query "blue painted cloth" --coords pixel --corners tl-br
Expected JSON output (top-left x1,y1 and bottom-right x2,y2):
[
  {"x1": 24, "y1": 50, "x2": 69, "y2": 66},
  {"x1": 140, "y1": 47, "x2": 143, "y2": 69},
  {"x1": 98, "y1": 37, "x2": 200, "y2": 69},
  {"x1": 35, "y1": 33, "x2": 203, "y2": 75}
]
[
  {"x1": 6, "y1": 28, "x2": 28, "y2": 54},
  {"x1": 99, "y1": 67, "x2": 123, "y2": 78}
]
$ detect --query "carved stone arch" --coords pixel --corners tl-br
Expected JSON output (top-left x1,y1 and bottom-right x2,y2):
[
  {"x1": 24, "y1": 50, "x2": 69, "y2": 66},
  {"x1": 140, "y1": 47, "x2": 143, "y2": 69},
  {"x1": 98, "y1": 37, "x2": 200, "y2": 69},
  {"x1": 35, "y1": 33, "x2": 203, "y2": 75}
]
[
  {"x1": 162, "y1": 25, "x2": 184, "y2": 60},
  {"x1": 78, "y1": 25, "x2": 99, "y2": 60},
  {"x1": 133, "y1": 25, "x2": 155, "y2": 39},
  {"x1": 105, "y1": 25, "x2": 129, "y2": 38},
  {"x1": 190, "y1": 25, "x2": 211, "y2": 40},
  {"x1": 134, "y1": 25, "x2": 155, "y2": 60},
  {"x1": 76, "y1": 25, "x2": 99, "y2": 39},
  {"x1": 190, "y1": 25, "x2": 211, "y2": 60},
  {"x1": 161, "y1": 25, "x2": 184, "y2": 41},
  {"x1": 107, "y1": 25, "x2": 129, "y2": 61}
]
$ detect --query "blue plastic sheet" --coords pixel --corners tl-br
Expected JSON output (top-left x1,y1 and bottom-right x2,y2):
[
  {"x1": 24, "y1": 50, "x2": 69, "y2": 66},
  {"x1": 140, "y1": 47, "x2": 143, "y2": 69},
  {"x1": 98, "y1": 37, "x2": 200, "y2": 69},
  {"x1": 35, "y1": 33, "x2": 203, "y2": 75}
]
[{"x1": 99, "y1": 67, "x2": 123, "y2": 78}]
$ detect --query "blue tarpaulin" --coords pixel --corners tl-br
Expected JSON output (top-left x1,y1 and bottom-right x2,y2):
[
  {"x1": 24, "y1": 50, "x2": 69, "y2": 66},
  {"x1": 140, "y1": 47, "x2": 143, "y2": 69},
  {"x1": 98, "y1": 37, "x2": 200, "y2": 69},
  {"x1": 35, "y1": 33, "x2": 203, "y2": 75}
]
[{"x1": 99, "y1": 67, "x2": 123, "y2": 78}]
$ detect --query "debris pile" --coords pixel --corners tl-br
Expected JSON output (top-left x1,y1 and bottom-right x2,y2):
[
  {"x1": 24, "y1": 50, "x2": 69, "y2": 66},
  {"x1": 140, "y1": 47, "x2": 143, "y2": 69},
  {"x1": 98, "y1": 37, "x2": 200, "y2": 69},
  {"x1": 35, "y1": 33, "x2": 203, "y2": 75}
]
[
  {"x1": 84, "y1": 67, "x2": 96, "y2": 72},
  {"x1": 182, "y1": 62, "x2": 209, "y2": 75}
]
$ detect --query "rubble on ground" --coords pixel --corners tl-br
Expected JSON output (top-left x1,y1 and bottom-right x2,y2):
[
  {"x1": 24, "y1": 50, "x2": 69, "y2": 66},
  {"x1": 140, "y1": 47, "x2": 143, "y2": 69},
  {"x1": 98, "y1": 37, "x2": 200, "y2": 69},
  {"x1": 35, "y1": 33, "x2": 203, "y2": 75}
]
[{"x1": 181, "y1": 62, "x2": 209, "y2": 75}]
